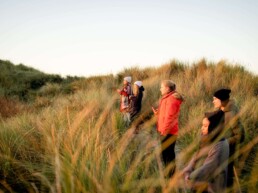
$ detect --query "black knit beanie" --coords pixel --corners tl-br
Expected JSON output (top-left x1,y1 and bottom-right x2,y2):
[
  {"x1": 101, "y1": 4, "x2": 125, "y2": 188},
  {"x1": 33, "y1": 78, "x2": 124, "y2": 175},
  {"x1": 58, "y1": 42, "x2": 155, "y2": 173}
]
[{"x1": 213, "y1": 88, "x2": 231, "y2": 101}]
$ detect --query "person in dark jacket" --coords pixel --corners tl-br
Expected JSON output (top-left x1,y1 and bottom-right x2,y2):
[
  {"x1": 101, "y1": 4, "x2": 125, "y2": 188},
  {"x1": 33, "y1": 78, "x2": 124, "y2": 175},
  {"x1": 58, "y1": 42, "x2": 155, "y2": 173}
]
[
  {"x1": 212, "y1": 88, "x2": 245, "y2": 191},
  {"x1": 183, "y1": 110, "x2": 229, "y2": 193},
  {"x1": 129, "y1": 81, "x2": 145, "y2": 121}
]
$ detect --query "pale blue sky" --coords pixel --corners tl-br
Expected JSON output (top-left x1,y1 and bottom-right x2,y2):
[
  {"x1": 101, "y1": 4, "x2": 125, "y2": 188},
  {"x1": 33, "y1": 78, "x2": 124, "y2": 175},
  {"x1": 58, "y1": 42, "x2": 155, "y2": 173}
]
[{"x1": 1, "y1": 0, "x2": 257, "y2": 76}]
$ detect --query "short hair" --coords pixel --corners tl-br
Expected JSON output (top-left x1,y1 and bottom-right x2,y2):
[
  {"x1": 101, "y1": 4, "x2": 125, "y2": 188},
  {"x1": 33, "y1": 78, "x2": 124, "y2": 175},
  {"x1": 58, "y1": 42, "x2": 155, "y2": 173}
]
[{"x1": 162, "y1": 80, "x2": 176, "y2": 91}]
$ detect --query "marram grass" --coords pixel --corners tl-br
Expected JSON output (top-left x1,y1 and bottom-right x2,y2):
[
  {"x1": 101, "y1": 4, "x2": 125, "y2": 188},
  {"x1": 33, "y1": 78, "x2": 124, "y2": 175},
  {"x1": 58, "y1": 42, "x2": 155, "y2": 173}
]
[{"x1": 0, "y1": 60, "x2": 257, "y2": 192}]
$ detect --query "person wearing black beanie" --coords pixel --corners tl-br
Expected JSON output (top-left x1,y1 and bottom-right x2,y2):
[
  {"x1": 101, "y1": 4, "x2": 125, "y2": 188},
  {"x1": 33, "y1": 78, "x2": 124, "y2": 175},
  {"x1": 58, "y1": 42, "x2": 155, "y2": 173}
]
[
  {"x1": 212, "y1": 88, "x2": 245, "y2": 191},
  {"x1": 214, "y1": 88, "x2": 231, "y2": 101}
]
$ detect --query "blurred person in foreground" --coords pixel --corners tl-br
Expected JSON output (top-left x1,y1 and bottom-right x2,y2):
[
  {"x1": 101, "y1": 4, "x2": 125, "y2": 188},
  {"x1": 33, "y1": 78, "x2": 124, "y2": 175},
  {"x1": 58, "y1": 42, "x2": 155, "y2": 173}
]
[
  {"x1": 152, "y1": 80, "x2": 184, "y2": 177},
  {"x1": 183, "y1": 110, "x2": 229, "y2": 193}
]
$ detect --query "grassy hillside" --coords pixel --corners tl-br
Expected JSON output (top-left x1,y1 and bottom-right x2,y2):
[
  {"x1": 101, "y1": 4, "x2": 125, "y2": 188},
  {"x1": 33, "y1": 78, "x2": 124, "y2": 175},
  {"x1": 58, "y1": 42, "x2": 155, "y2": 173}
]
[
  {"x1": 0, "y1": 60, "x2": 82, "y2": 118},
  {"x1": 0, "y1": 59, "x2": 257, "y2": 192}
]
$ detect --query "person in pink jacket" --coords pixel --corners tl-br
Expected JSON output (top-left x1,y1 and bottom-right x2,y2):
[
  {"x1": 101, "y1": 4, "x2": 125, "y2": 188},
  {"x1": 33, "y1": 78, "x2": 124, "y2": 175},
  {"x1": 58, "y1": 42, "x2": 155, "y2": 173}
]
[
  {"x1": 152, "y1": 80, "x2": 184, "y2": 177},
  {"x1": 117, "y1": 76, "x2": 132, "y2": 125}
]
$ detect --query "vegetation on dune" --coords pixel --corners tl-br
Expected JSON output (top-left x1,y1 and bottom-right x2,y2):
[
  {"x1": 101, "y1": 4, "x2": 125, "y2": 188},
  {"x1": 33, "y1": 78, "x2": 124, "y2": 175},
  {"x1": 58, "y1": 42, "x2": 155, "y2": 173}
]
[
  {"x1": 0, "y1": 59, "x2": 257, "y2": 192},
  {"x1": 0, "y1": 60, "x2": 82, "y2": 118}
]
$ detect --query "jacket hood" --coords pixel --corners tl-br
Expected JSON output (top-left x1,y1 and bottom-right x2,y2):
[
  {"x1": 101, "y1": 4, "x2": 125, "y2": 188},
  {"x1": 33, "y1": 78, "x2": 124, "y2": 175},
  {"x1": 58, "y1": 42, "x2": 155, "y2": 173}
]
[
  {"x1": 162, "y1": 91, "x2": 184, "y2": 101},
  {"x1": 172, "y1": 91, "x2": 184, "y2": 101},
  {"x1": 223, "y1": 99, "x2": 238, "y2": 112}
]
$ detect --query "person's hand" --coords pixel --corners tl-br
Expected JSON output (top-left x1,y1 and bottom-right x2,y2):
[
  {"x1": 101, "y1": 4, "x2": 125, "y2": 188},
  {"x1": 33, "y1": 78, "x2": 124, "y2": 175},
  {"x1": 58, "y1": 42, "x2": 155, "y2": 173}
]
[
  {"x1": 184, "y1": 174, "x2": 192, "y2": 187},
  {"x1": 117, "y1": 89, "x2": 121, "y2": 93},
  {"x1": 184, "y1": 174, "x2": 190, "y2": 181},
  {"x1": 152, "y1": 107, "x2": 158, "y2": 115}
]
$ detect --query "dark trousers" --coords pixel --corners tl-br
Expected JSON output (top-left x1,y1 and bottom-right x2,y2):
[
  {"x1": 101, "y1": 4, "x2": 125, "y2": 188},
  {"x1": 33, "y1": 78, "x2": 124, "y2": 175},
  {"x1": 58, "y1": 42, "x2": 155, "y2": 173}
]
[{"x1": 161, "y1": 134, "x2": 177, "y2": 177}]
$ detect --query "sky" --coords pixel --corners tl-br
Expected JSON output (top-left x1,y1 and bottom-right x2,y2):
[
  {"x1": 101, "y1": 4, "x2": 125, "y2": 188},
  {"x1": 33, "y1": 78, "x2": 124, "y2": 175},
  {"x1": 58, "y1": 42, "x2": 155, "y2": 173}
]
[{"x1": 1, "y1": 0, "x2": 258, "y2": 77}]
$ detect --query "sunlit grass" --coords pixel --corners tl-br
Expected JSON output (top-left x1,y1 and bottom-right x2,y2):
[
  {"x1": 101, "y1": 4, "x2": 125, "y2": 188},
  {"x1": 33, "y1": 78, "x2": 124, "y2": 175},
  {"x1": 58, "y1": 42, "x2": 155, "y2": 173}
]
[{"x1": 0, "y1": 60, "x2": 257, "y2": 192}]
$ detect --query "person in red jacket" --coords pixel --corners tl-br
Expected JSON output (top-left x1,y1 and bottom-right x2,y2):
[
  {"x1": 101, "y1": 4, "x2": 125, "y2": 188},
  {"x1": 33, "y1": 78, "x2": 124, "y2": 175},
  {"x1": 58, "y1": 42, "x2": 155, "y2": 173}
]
[{"x1": 152, "y1": 80, "x2": 184, "y2": 177}]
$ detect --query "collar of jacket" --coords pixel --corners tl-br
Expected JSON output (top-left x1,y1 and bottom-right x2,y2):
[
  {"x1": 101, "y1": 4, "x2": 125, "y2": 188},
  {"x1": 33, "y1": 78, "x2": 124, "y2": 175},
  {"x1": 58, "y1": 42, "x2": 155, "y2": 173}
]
[
  {"x1": 162, "y1": 91, "x2": 184, "y2": 101},
  {"x1": 223, "y1": 99, "x2": 238, "y2": 112},
  {"x1": 161, "y1": 91, "x2": 174, "y2": 99}
]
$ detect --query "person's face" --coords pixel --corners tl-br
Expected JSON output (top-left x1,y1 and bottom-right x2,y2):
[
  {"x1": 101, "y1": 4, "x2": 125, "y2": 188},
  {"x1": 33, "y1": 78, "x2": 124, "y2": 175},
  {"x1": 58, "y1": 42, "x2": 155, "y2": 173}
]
[
  {"x1": 213, "y1": 97, "x2": 222, "y2": 109},
  {"x1": 201, "y1": 118, "x2": 209, "y2": 136},
  {"x1": 123, "y1": 80, "x2": 128, "y2": 85},
  {"x1": 160, "y1": 83, "x2": 170, "y2": 96}
]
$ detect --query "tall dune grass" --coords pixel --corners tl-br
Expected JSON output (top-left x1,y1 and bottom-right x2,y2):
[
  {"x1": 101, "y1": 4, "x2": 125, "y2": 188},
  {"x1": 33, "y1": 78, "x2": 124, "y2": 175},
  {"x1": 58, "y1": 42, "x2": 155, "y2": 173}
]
[{"x1": 0, "y1": 60, "x2": 257, "y2": 192}]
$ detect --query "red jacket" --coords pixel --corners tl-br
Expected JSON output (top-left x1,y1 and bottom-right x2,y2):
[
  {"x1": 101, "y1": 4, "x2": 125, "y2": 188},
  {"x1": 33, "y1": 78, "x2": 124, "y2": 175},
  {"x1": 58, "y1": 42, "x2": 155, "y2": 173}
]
[
  {"x1": 157, "y1": 91, "x2": 183, "y2": 136},
  {"x1": 119, "y1": 84, "x2": 132, "y2": 111}
]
